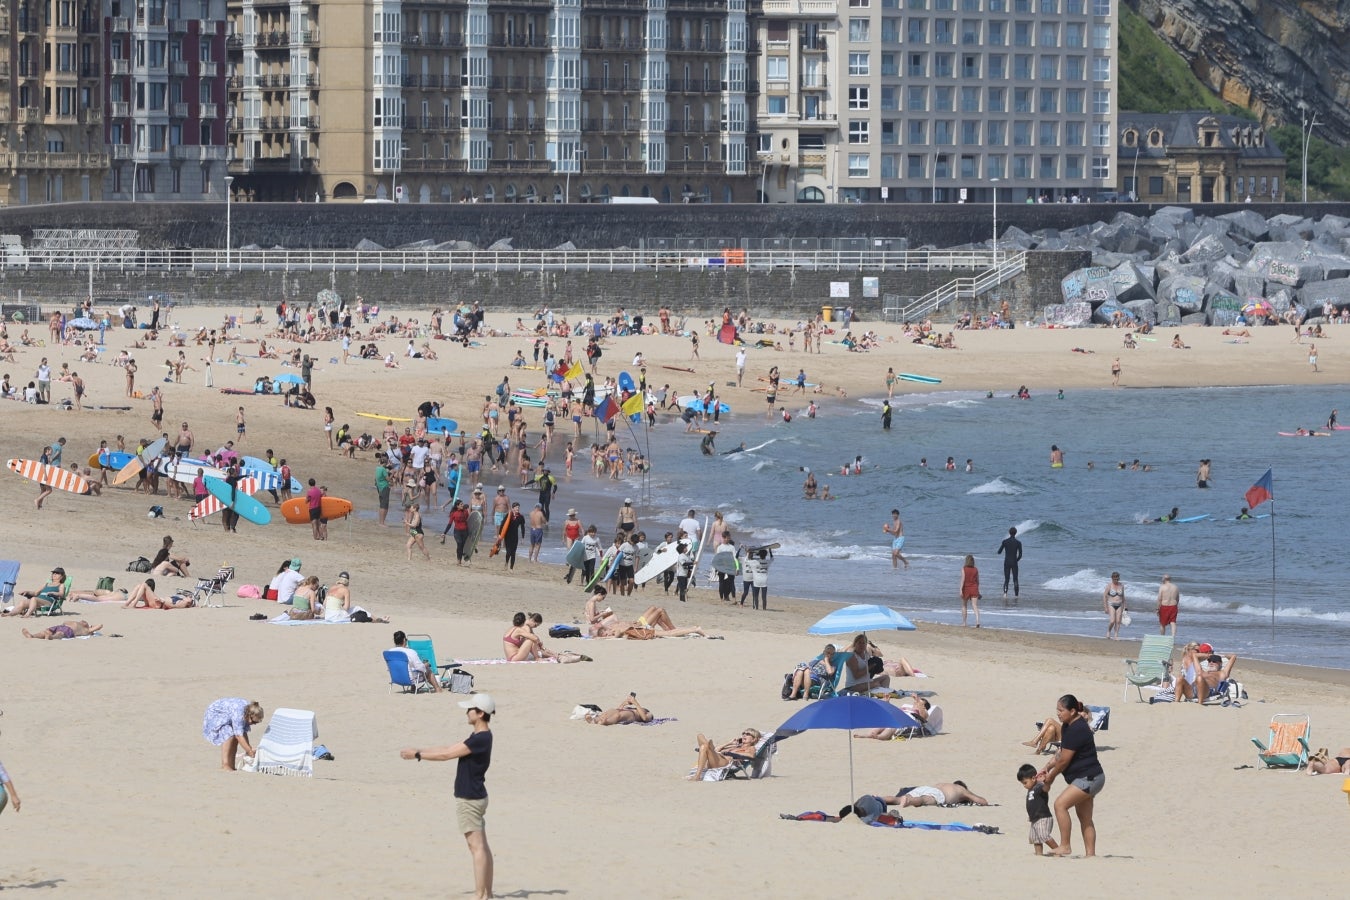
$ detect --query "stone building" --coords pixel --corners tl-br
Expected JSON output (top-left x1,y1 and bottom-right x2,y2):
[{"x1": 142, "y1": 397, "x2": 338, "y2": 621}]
[
  {"x1": 1115, "y1": 111, "x2": 1287, "y2": 203},
  {"x1": 0, "y1": 0, "x2": 107, "y2": 203}
]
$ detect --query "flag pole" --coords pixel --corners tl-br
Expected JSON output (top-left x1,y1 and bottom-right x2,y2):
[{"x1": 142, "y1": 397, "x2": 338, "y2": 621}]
[{"x1": 1268, "y1": 469, "x2": 1276, "y2": 643}]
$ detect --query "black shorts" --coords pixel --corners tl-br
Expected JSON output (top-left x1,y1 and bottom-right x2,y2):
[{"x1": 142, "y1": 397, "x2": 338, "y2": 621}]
[
  {"x1": 615, "y1": 564, "x2": 635, "y2": 581},
  {"x1": 151, "y1": 409, "x2": 163, "y2": 423},
  {"x1": 619, "y1": 522, "x2": 635, "y2": 532},
  {"x1": 309, "y1": 507, "x2": 321, "y2": 522}
]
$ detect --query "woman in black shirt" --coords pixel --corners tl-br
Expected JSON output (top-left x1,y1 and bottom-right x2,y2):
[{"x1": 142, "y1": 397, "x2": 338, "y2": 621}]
[{"x1": 1037, "y1": 693, "x2": 1105, "y2": 857}]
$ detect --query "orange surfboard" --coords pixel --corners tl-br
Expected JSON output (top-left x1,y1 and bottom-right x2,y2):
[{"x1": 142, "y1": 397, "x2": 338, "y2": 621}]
[
  {"x1": 280, "y1": 496, "x2": 354, "y2": 524},
  {"x1": 7, "y1": 459, "x2": 92, "y2": 495}
]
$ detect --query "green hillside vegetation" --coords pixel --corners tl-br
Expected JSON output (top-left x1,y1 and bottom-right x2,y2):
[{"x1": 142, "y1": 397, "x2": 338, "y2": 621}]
[{"x1": 1120, "y1": 4, "x2": 1350, "y2": 199}]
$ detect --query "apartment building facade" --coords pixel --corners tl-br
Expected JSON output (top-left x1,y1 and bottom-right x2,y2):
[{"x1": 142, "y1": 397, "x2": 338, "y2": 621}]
[
  {"x1": 752, "y1": 0, "x2": 1118, "y2": 204},
  {"x1": 224, "y1": 0, "x2": 758, "y2": 203},
  {"x1": 103, "y1": 0, "x2": 231, "y2": 201},
  {"x1": 0, "y1": 0, "x2": 107, "y2": 204}
]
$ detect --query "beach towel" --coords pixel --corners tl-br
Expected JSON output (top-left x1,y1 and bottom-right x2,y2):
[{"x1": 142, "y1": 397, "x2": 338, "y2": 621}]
[
  {"x1": 268, "y1": 614, "x2": 346, "y2": 626},
  {"x1": 452, "y1": 657, "x2": 559, "y2": 665},
  {"x1": 780, "y1": 812, "x2": 996, "y2": 833},
  {"x1": 627, "y1": 717, "x2": 678, "y2": 726}
]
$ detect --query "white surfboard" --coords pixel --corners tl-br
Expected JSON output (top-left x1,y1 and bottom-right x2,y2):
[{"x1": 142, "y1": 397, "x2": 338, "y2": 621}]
[{"x1": 635, "y1": 543, "x2": 681, "y2": 585}]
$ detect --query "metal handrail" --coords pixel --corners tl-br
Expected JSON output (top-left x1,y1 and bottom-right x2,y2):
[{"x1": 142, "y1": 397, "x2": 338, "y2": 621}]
[
  {"x1": 883, "y1": 251, "x2": 1027, "y2": 321},
  {"x1": 1, "y1": 248, "x2": 1006, "y2": 275}
]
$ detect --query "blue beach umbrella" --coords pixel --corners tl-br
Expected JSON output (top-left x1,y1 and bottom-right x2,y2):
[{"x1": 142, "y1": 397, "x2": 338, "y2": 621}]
[
  {"x1": 777, "y1": 695, "x2": 922, "y2": 799},
  {"x1": 273, "y1": 373, "x2": 305, "y2": 385},
  {"x1": 69, "y1": 317, "x2": 99, "y2": 331},
  {"x1": 808, "y1": 604, "x2": 916, "y2": 636}
]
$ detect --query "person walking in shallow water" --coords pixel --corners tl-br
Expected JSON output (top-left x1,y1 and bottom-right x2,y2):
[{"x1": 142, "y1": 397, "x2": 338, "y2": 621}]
[
  {"x1": 883, "y1": 509, "x2": 909, "y2": 570},
  {"x1": 998, "y1": 526, "x2": 1022, "y2": 602}
]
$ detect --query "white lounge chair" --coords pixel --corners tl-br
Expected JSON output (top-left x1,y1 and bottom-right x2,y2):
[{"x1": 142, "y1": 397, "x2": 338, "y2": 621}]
[
  {"x1": 689, "y1": 730, "x2": 779, "y2": 782},
  {"x1": 254, "y1": 708, "x2": 318, "y2": 777}
]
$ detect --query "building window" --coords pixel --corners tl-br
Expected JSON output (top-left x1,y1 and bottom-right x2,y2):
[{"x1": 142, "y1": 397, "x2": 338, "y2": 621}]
[
  {"x1": 961, "y1": 86, "x2": 980, "y2": 111},
  {"x1": 963, "y1": 0, "x2": 981, "y2": 10},
  {"x1": 907, "y1": 154, "x2": 925, "y2": 178},
  {"x1": 1093, "y1": 57, "x2": 1110, "y2": 81},
  {"x1": 1039, "y1": 155, "x2": 1057, "y2": 179},
  {"x1": 988, "y1": 21, "x2": 1005, "y2": 46},
  {"x1": 767, "y1": 95, "x2": 787, "y2": 114},
  {"x1": 1039, "y1": 88, "x2": 1057, "y2": 113},
  {"x1": 1067, "y1": 0, "x2": 1084, "y2": 11},
  {"x1": 882, "y1": 86, "x2": 899, "y2": 109},
  {"x1": 1013, "y1": 121, "x2": 1032, "y2": 146},
  {"x1": 961, "y1": 120, "x2": 980, "y2": 144},
  {"x1": 907, "y1": 86, "x2": 927, "y2": 111},
  {"x1": 1040, "y1": 56, "x2": 1058, "y2": 80},
  {"x1": 1014, "y1": 22, "x2": 1031, "y2": 47},
  {"x1": 934, "y1": 19, "x2": 953, "y2": 44},
  {"x1": 1093, "y1": 122, "x2": 1111, "y2": 146},
  {"x1": 849, "y1": 119, "x2": 870, "y2": 143},
  {"x1": 1092, "y1": 0, "x2": 1110, "y2": 14},
  {"x1": 1066, "y1": 56, "x2": 1085, "y2": 80},
  {"x1": 1014, "y1": 55, "x2": 1032, "y2": 78},
  {"x1": 908, "y1": 52, "x2": 926, "y2": 76},
  {"x1": 1092, "y1": 155, "x2": 1110, "y2": 178},
  {"x1": 1039, "y1": 0, "x2": 1057, "y2": 11},
  {"x1": 962, "y1": 54, "x2": 980, "y2": 77},
  {"x1": 1065, "y1": 23, "x2": 1084, "y2": 48},
  {"x1": 1148, "y1": 175, "x2": 1163, "y2": 195},
  {"x1": 1093, "y1": 90, "x2": 1110, "y2": 114},
  {"x1": 1014, "y1": 88, "x2": 1032, "y2": 113},
  {"x1": 935, "y1": 86, "x2": 953, "y2": 111},
  {"x1": 907, "y1": 18, "x2": 927, "y2": 43},
  {"x1": 758, "y1": 134, "x2": 772, "y2": 153},
  {"x1": 882, "y1": 120, "x2": 899, "y2": 144},
  {"x1": 934, "y1": 120, "x2": 954, "y2": 144},
  {"x1": 881, "y1": 153, "x2": 899, "y2": 178},
  {"x1": 961, "y1": 21, "x2": 980, "y2": 45},
  {"x1": 934, "y1": 53, "x2": 953, "y2": 77},
  {"x1": 1092, "y1": 24, "x2": 1110, "y2": 50},
  {"x1": 960, "y1": 154, "x2": 978, "y2": 177},
  {"x1": 1039, "y1": 23, "x2": 1058, "y2": 47},
  {"x1": 1065, "y1": 122, "x2": 1084, "y2": 145},
  {"x1": 1038, "y1": 122, "x2": 1058, "y2": 145},
  {"x1": 988, "y1": 87, "x2": 1006, "y2": 111},
  {"x1": 848, "y1": 153, "x2": 869, "y2": 177},
  {"x1": 1065, "y1": 155, "x2": 1084, "y2": 178},
  {"x1": 988, "y1": 55, "x2": 1005, "y2": 78},
  {"x1": 1013, "y1": 154, "x2": 1031, "y2": 177},
  {"x1": 850, "y1": 0, "x2": 871, "y2": 6},
  {"x1": 986, "y1": 155, "x2": 1005, "y2": 178},
  {"x1": 766, "y1": 57, "x2": 788, "y2": 81},
  {"x1": 987, "y1": 121, "x2": 1006, "y2": 145},
  {"x1": 849, "y1": 18, "x2": 870, "y2": 41},
  {"x1": 849, "y1": 52, "x2": 870, "y2": 76},
  {"x1": 1065, "y1": 89, "x2": 1084, "y2": 113},
  {"x1": 848, "y1": 86, "x2": 870, "y2": 109},
  {"x1": 908, "y1": 120, "x2": 927, "y2": 144}
]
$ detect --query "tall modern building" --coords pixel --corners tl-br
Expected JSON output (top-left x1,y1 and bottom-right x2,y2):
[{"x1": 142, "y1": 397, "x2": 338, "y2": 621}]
[
  {"x1": 224, "y1": 0, "x2": 758, "y2": 203},
  {"x1": 0, "y1": 0, "x2": 107, "y2": 204},
  {"x1": 752, "y1": 0, "x2": 1118, "y2": 203},
  {"x1": 103, "y1": 0, "x2": 231, "y2": 201}
]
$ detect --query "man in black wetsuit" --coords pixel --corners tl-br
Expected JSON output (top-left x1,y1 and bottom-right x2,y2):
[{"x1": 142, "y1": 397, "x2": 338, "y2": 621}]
[{"x1": 998, "y1": 526, "x2": 1023, "y2": 602}]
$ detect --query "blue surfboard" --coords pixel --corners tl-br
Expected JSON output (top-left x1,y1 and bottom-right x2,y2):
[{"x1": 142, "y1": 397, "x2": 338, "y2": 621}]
[
  {"x1": 427, "y1": 416, "x2": 459, "y2": 435},
  {"x1": 241, "y1": 455, "x2": 302, "y2": 492},
  {"x1": 618, "y1": 371, "x2": 635, "y2": 393},
  {"x1": 204, "y1": 475, "x2": 272, "y2": 525}
]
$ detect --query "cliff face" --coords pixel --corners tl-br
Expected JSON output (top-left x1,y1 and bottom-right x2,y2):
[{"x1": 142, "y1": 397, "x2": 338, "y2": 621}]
[{"x1": 1132, "y1": 0, "x2": 1350, "y2": 144}]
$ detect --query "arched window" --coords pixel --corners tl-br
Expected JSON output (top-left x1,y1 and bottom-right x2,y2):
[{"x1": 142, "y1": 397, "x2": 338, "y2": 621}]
[
  {"x1": 331, "y1": 181, "x2": 358, "y2": 199},
  {"x1": 796, "y1": 186, "x2": 826, "y2": 203}
]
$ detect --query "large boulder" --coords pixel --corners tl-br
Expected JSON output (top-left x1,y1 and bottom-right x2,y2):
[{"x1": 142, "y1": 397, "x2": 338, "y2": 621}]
[
  {"x1": 1299, "y1": 278, "x2": 1350, "y2": 314},
  {"x1": 1233, "y1": 273, "x2": 1266, "y2": 300},
  {"x1": 1181, "y1": 312, "x2": 1210, "y2": 326},
  {"x1": 1153, "y1": 205, "x2": 1197, "y2": 225},
  {"x1": 1154, "y1": 259, "x2": 1210, "y2": 282},
  {"x1": 1157, "y1": 274, "x2": 1207, "y2": 312},
  {"x1": 1183, "y1": 232, "x2": 1237, "y2": 263},
  {"x1": 1156, "y1": 301, "x2": 1183, "y2": 327},
  {"x1": 1042, "y1": 301, "x2": 1093, "y2": 327},
  {"x1": 1266, "y1": 214, "x2": 1314, "y2": 242},
  {"x1": 1216, "y1": 209, "x2": 1270, "y2": 243},
  {"x1": 1060, "y1": 266, "x2": 1116, "y2": 306},
  {"x1": 1091, "y1": 298, "x2": 1131, "y2": 325},
  {"x1": 1266, "y1": 287, "x2": 1295, "y2": 314},
  {"x1": 1122, "y1": 298, "x2": 1158, "y2": 325},
  {"x1": 1311, "y1": 215, "x2": 1350, "y2": 243},
  {"x1": 1110, "y1": 261, "x2": 1155, "y2": 303},
  {"x1": 1207, "y1": 291, "x2": 1243, "y2": 326}
]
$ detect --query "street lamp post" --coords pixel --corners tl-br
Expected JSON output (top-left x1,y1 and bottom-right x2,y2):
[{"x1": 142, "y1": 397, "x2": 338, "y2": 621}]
[
  {"x1": 1299, "y1": 101, "x2": 1320, "y2": 203},
  {"x1": 990, "y1": 177, "x2": 999, "y2": 265},
  {"x1": 223, "y1": 175, "x2": 233, "y2": 267}
]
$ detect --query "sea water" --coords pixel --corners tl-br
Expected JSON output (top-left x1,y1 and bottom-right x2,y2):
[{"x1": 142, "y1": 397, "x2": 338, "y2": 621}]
[{"x1": 550, "y1": 383, "x2": 1350, "y2": 669}]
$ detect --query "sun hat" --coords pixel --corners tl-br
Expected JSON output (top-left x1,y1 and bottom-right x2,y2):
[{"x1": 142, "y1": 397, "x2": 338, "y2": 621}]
[
  {"x1": 458, "y1": 693, "x2": 496, "y2": 715},
  {"x1": 290, "y1": 558, "x2": 302, "y2": 570},
  {"x1": 567, "y1": 509, "x2": 577, "y2": 516},
  {"x1": 625, "y1": 498, "x2": 633, "y2": 504},
  {"x1": 1197, "y1": 642, "x2": 1213, "y2": 654}
]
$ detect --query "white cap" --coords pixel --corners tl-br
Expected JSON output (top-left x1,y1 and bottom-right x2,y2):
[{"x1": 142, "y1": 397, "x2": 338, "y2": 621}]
[
  {"x1": 458, "y1": 693, "x2": 496, "y2": 715},
  {"x1": 625, "y1": 498, "x2": 633, "y2": 504}
]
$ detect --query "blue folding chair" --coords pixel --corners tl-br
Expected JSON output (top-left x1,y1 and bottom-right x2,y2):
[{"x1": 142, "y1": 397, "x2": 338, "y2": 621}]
[{"x1": 383, "y1": 649, "x2": 433, "y2": 694}]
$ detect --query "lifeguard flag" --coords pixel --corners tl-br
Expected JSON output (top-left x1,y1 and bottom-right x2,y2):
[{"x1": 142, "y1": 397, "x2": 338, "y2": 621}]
[
  {"x1": 621, "y1": 392, "x2": 645, "y2": 418},
  {"x1": 1245, "y1": 469, "x2": 1273, "y2": 509},
  {"x1": 565, "y1": 361, "x2": 584, "y2": 381},
  {"x1": 593, "y1": 396, "x2": 619, "y2": 422}
]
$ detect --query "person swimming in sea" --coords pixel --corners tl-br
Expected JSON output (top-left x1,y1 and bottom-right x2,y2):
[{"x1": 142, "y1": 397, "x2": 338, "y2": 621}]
[
  {"x1": 1235, "y1": 507, "x2": 1252, "y2": 520},
  {"x1": 1049, "y1": 445, "x2": 1064, "y2": 468},
  {"x1": 1157, "y1": 507, "x2": 1179, "y2": 523}
]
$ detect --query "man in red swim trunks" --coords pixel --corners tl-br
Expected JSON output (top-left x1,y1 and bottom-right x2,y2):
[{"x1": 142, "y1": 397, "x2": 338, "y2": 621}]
[{"x1": 1155, "y1": 574, "x2": 1180, "y2": 636}]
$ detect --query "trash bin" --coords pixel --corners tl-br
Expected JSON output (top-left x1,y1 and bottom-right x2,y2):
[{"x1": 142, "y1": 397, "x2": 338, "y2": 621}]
[{"x1": 821, "y1": 305, "x2": 834, "y2": 323}]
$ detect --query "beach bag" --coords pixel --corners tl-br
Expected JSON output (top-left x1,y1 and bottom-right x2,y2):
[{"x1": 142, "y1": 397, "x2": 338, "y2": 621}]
[
  {"x1": 867, "y1": 656, "x2": 885, "y2": 677},
  {"x1": 96, "y1": 576, "x2": 116, "y2": 591},
  {"x1": 236, "y1": 584, "x2": 262, "y2": 599},
  {"x1": 782, "y1": 673, "x2": 794, "y2": 700},
  {"x1": 549, "y1": 624, "x2": 582, "y2": 639},
  {"x1": 127, "y1": 557, "x2": 152, "y2": 573},
  {"x1": 446, "y1": 670, "x2": 474, "y2": 694}
]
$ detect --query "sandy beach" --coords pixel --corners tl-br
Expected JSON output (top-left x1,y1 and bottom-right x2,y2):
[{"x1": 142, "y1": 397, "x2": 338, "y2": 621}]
[{"x1": 1, "y1": 305, "x2": 1347, "y2": 896}]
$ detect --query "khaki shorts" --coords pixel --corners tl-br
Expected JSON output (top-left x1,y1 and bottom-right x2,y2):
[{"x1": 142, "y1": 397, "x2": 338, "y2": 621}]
[
  {"x1": 456, "y1": 796, "x2": 488, "y2": 833},
  {"x1": 1029, "y1": 816, "x2": 1053, "y2": 844}
]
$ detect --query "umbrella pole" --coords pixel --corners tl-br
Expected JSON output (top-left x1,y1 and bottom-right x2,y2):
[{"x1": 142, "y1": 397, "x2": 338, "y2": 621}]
[{"x1": 847, "y1": 728, "x2": 855, "y2": 803}]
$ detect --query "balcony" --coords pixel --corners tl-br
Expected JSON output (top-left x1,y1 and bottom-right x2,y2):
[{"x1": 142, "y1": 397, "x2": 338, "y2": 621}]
[
  {"x1": 81, "y1": 63, "x2": 100, "y2": 78},
  {"x1": 172, "y1": 145, "x2": 229, "y2": 160},
  {"x1": 201, "y1": 61, "x2": 218, "y2": 77},
  {"x1": 668, "y1": 38, "x2": 726, "y2": 53},
  {"x1": 201, "y1": 103, "x2": 219, "y2": 118},
  {"x1": 112, "y1": 144, "x2": 133, "y2": 159},
  {"x1": 198, "y1": 20, "x2": 215, "y2": 34},
  {"x1": 761, "y1": 0, "x2": 838, "y2": 17},
  {"x1": 489, "y1": 33, "x2": 550, "y2": 49},
  {"x1": 402, "y1": 158, "x2": 468, "y2": 172},
  {"x1": 0, "y1": 151, "x2": 109, "y2": 170},
  {"x1": 580, "y1": 77, "x2": 641, "y2": 92},
  {"x1": 19, "y1": 107, "x2": 40, "y2": 124},
  {"x1": 173, "y1": 102, "x2": 190, "y2": 118},
  {"x1": 170, "y1": 17, "x2": 189, "y2": 32},
  {"x1": 112, "y1": 17, "x2": 130, "y2": 32},
  {"x1": 81, "y1": 108, "x2": 102, "y2": 125},
  {"x1": 112, "y1": 59, "x2": 130, "y2": 75},
  {"x1": 487, "y1": 159, "x2": 551, "y2": 173},
  {"x1": 800, "y1": 36, "x2": 828, "y2": 52},
  {"x1": 585, "y1": 160, "x2": 646, "y2": 175},
  {"x1": 800, "y1": 75, "x2": 827, "y2": 89},
  {"x1": 111, "y1": 101, "x2": 130, "y2": 118}
]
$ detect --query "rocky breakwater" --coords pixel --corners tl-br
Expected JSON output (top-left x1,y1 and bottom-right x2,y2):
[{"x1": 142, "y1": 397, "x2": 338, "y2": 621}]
[
  {"x1": 1132, "y1": 0, "x2": 1350, "y2": 145},
  {"x1": 979, "y1": 205, "x2": 1350, "y2": 327}
]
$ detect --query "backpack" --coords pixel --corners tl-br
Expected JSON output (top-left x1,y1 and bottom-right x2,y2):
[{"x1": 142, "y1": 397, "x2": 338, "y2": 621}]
[
  {"x1": 549, "y1": 624, "x2": 582, "y2": 639},
  {"x1": 127, "y1": 557, "x2": 152, "y2": 573},
  {"x1": 97, "y1": 576, "x2": 116, "y2": 591}
]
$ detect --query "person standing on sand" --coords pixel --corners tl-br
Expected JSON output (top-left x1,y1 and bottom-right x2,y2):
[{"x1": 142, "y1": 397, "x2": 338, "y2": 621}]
[
  {"x1": 1155, "y1": 574, "x2": 1180, "y2": 636},
  {"x1": 690, "y1": 331, "x2": 700, "y2": 360},
  {"x1": 1037, "y1": 693, "x2": 1105, "y2": 857},
  {"x1": 125, "y1": 358, "x2": 137, "y2": 397},
  {"x1": 735, "y1": 347, "x2": 746, "y2": 386},
  {"x1": 401, "y1": 694, "x2": 495, "y2": 900},
  {"x1": 883, "y1": 509, "x2": 909, "y2": 570},
  {"x1": 1110, "y1": 357, "x2": 1121, "y2": 387},
  {"x1": 998, "y1": 527, "x2": 1022, "y2": 601},
  {"x1": 960, "y1": 554, "x2": 981, "y2": 627},
  {"x1": 1309, "y1": 343, "x2": 1318, "y2": 373},
  {"x1": 0, "y1": 752, "x2": 22, "y2": 815},
  {"x1": 1102, "y1": 572, "x2": 1126, "y2": 639}
]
